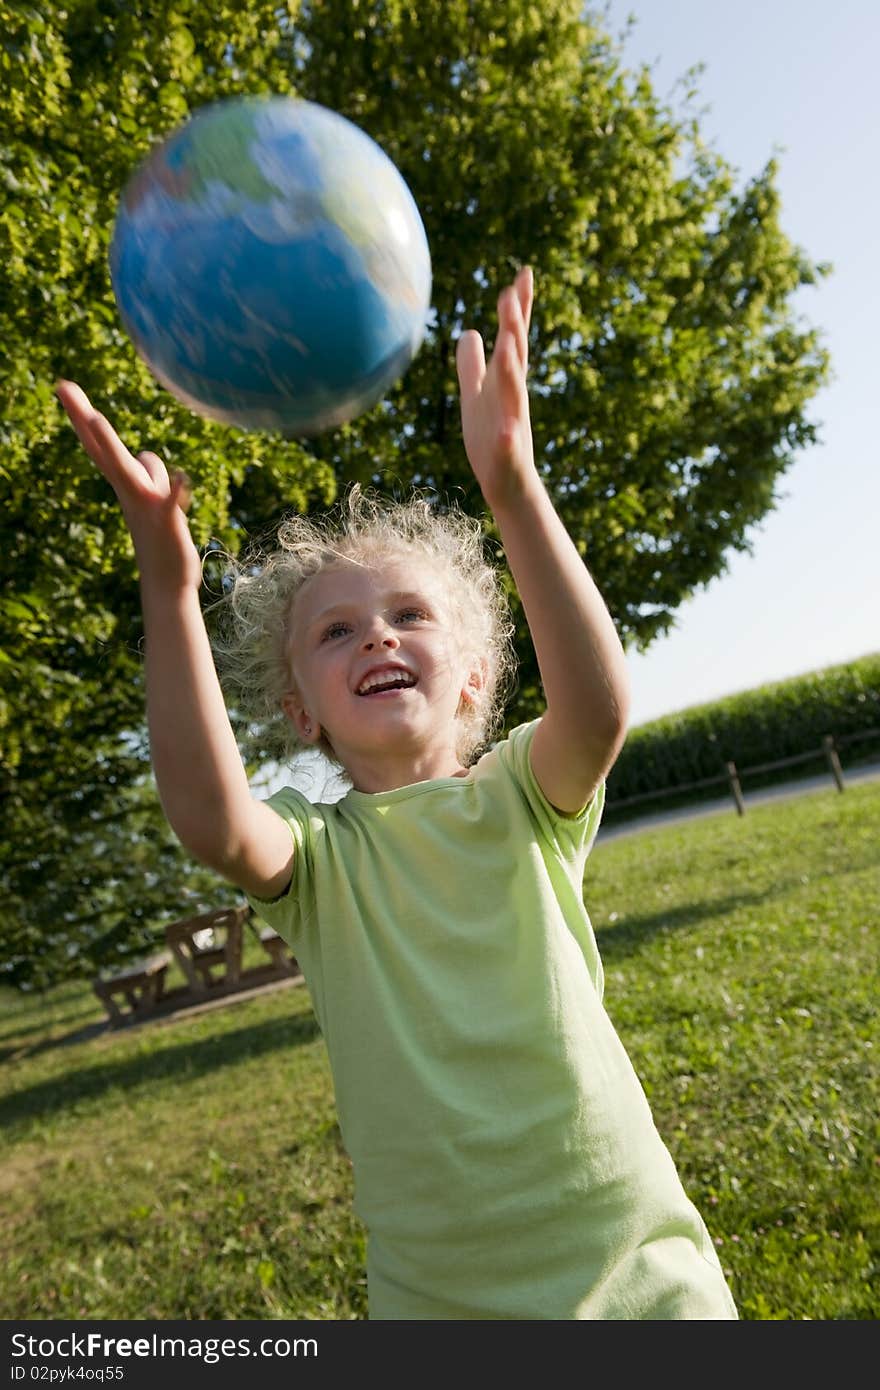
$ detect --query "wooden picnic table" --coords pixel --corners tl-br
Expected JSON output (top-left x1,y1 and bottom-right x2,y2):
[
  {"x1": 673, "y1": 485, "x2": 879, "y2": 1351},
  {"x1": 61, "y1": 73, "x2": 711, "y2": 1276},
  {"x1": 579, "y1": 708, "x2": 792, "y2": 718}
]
[
  {"x1": 93, "y1": 903, "x2": 301, "y2": 1026},
  {"x1": 165, "y1": 904, "x2": 300, "y2": 993},
  {"x1": 165, "y1": 904, "x2": 251, "y2": 996}
]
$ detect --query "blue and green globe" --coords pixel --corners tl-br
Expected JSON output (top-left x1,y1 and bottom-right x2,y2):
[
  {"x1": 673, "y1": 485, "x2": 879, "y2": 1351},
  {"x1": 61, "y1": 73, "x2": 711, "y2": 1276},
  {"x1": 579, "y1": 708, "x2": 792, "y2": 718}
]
[{"x1": 110, "y1": 95, "x2": 432, "y2": 435}]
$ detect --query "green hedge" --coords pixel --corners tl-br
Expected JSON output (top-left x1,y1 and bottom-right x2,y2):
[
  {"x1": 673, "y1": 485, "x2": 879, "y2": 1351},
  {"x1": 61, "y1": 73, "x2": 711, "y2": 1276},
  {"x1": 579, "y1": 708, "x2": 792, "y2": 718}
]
[{"x1": 605, "y1": 652, "x2": 880, "y2": 818}]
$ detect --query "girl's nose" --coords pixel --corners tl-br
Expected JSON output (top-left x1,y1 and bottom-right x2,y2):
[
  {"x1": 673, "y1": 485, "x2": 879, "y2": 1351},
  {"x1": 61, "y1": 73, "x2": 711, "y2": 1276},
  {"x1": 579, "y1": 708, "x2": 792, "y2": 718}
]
[{"x1": 362, "y1": 621, "x2": 400, "y2": 652}]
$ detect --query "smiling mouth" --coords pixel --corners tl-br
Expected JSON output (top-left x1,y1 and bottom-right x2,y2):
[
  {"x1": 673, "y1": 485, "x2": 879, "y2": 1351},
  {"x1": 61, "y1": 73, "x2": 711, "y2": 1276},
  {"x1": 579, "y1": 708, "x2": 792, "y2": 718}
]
[{"x1": 356, "y1": 671, "x2": 418, "y2": 696}]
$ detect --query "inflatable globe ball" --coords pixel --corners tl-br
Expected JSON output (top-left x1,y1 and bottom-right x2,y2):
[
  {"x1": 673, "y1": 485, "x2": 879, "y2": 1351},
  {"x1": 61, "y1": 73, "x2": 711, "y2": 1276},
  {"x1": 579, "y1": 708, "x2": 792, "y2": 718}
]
[{"x1": 109, "y1": 95, "x2": 433, "y2": 436}]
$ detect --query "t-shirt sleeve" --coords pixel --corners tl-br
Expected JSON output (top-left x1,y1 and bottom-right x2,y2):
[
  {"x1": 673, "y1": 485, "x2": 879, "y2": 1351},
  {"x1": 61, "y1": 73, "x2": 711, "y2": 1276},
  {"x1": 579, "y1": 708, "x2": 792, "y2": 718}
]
[
  {"x1": 244, "y1": 785, "x2": 313, "y2": 945},
  {"x1": 494, "y1": 719, "x2": 605, "y2": 867}
]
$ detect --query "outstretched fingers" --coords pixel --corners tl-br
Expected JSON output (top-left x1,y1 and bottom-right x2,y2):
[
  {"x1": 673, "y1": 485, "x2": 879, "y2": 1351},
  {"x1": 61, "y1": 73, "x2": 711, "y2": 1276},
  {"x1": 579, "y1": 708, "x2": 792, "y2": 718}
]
[
  {"x1": 456, "y1": 329, "x2": 487, "y2": 404},
  {"x1": 57, "y1": 380, "x2": 124, "y2": 473},
  {"x1": 499, "y1": 267, "x2": 532, "y2": 374},
  {"x1": 57, "y1": 380, "x2": 168, "y2": 502},
  {"x1": 139, "y1": 451, "x2": 194, "y2": 515},
  {"x1": 515, "y1": 265, "x2": 533, "y2": 355},
  {"x1": 137, "y1": 450, "x2": 172, "y2": 499},
  {"x1": 57, "y1": 380, "x2": 200, "y2": 588},
  {"x1": 456, "y1": 266, "x2": 533, "y2": 404}
]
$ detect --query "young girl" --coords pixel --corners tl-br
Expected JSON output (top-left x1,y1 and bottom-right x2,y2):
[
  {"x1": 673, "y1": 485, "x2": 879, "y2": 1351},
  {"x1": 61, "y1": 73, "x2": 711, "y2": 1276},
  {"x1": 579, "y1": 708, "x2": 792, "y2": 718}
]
[{"x1": 57, "y1": 267, "x2": 737, "y2": 1319}]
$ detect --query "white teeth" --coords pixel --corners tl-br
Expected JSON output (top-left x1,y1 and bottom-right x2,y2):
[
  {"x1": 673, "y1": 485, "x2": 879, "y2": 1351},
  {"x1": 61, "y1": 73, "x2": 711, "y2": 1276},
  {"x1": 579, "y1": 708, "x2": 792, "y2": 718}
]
[{"x1": 357, "y1": 669, "x2": 416, "y2": 696}]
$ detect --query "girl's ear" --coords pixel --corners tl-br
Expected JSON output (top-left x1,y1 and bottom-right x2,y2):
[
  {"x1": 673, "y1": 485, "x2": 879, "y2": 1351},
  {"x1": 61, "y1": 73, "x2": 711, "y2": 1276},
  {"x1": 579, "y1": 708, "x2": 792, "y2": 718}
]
[
  {"x1": 281, "y1": 691, "x2": 321, "y2": 744},
  {"x1": 459, "y1": 656, "x2": 488, "y2": 710}
]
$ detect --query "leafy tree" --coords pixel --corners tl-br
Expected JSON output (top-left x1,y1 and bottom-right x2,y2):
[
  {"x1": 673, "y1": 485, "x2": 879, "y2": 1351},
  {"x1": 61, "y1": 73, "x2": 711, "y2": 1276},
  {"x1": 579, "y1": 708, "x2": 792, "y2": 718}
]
[{"x1": 0, "y1": 0, "x2": 830, "y2": 986}]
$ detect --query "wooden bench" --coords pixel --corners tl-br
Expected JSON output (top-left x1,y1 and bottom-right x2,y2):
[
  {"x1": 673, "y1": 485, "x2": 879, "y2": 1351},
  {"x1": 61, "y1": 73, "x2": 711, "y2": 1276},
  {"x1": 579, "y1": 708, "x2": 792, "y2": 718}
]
[{"x1": 93, "y1": 950, "x2": 172, "y2": 1025}]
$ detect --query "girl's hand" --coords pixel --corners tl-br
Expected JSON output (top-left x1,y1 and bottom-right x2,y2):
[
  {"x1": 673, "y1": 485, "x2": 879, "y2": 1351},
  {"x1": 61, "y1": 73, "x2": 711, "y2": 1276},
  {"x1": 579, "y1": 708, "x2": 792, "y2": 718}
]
[
  {"x1": 456, "y1": 265, "x2": 536, "y2": 511},
  {"x1": 56, "y1": 380, "x2": 202, "y2": 594}
]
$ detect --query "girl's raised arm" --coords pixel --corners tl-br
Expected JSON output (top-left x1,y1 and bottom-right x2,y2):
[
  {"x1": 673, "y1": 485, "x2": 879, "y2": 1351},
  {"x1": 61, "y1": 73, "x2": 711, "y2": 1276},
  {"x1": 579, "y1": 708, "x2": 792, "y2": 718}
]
[
  {"x1": 57, "y1": 381, "x2": 295, "y2": 899},
  {"x1": 456, "y1": 274, "x2": 631, "y2": 813}
]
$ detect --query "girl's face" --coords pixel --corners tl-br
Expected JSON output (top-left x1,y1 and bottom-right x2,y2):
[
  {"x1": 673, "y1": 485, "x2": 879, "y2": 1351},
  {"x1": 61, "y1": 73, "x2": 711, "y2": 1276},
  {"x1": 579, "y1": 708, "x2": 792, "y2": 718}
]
[{"x1": 283, "y1": 555, "x2": 481, "y2": 787}]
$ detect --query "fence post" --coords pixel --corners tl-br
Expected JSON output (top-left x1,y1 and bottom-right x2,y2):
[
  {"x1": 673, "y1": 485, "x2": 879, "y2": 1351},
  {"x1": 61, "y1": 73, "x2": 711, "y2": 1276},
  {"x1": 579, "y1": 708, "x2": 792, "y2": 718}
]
[
  {"x1": 726, "y1": 761, "x2": 745, "y2": 816},
  {"x1": 822, "y1": 735, "x2": 845, "y2": 792}
]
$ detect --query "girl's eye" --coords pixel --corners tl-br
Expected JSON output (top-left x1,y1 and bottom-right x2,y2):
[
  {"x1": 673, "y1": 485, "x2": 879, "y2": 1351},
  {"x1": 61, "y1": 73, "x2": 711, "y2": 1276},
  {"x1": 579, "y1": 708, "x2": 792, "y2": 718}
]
[
  {"x1": 397, "y1": 608, "x2": 428, "y2": 623},
  {"x1": 322, "y1": 622, "x2": 351, "y2": 641}
]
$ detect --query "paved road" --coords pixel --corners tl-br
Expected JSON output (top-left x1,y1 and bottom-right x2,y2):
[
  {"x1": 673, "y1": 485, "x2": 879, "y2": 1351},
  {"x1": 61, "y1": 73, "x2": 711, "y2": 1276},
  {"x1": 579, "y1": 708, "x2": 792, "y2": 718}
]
[{"x1": 595, "y1": 758, "x2": 880, "y2": 843}]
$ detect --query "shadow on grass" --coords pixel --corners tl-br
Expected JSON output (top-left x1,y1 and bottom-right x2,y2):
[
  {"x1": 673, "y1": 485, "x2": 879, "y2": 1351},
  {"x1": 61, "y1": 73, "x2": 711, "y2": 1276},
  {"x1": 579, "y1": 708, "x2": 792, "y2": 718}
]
[
  {"x1": 594, "y1": 888, "x2": 770, "y2": 963},
  {"x1": 0, "y1": 1007, "x2": 101, "y2": 1056},
  {"x1": 0, "y1": 1010, "x2": 322, "y2": 1133}
]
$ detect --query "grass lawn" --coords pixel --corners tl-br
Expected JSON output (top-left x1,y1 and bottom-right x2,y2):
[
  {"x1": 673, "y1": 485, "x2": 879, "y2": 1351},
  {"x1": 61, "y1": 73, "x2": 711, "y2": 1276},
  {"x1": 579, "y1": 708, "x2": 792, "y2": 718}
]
[{"x1": 1, "y1": 781, "x2": 877, "y2": 1320}]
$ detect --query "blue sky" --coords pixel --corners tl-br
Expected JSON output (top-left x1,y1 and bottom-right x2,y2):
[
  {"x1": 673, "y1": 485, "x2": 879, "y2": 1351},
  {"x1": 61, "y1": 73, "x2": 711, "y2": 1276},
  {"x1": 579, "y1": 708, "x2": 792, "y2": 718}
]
[{"x1": 599, "y1": 0, "x2": 879, "y2": 725}]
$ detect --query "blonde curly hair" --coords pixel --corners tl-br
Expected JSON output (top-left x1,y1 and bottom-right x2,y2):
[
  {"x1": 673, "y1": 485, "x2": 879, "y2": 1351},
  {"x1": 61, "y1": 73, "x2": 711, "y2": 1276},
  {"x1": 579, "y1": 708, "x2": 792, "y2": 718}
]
[{"x1": 209, "y1": 486, "x2": 517, "y2": 774}]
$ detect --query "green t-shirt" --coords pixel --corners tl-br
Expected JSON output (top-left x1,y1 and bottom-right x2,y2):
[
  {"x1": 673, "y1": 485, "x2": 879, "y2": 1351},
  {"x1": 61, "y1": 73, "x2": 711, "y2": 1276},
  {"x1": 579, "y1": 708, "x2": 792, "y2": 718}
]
[{"x1": 250, "y1": 720, "x2": 738, "y2": 1319}]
